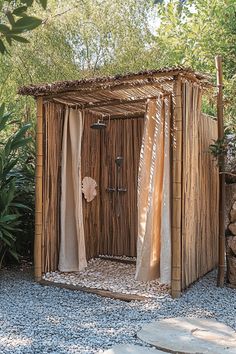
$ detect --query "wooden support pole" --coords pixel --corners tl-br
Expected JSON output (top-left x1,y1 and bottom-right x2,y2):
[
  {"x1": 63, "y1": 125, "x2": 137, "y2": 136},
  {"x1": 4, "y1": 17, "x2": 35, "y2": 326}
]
[
  {"x1": 34, "y1": 97, "x2": 43, "y2": 281},
  {"x1": 171, "y1": 76, "x2": 183, "y2": 298},
  {"x1": 215, "y1": 55, "x2": 225, "y2": 287}
]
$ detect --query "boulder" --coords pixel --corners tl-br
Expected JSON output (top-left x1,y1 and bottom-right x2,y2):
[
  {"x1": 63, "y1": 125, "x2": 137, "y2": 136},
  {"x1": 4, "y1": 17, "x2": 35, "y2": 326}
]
[
  {"x1": 227, "y1": 256, "x2": 236, "y2": 285},
  {"x1": 226, "y1": 236, "x2": 236, "y2": 256},
  {"x1": 226, "y1": 236, "x2": 236, "y2": 285},
  {"x1": 230, "y1": 209, "x2": 236, "y2": 222},
  {"x1": 229, "y1": 222, "x2": 236, "y2": 235}
]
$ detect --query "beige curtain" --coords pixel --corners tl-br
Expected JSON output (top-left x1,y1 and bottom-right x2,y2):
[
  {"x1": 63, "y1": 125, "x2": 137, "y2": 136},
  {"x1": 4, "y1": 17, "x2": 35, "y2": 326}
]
[
  {"x1": 135, "y1": 97, "x2": 171, "y2": 282},
  {"x1": 58, "y1": 108, "x2": 87, "y2": 272},
  {"x1": 160, "y1": 98, "x2": 171, "y2": 284}
]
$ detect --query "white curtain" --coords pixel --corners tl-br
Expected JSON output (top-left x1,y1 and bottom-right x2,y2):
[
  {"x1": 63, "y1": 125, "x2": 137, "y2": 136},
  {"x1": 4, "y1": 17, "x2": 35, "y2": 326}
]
[
  {"x1": 135, "y1": 97, "x2": 171, "y2": 283},
  {"x1": 160, "y1": 98, "x2": 171, "y2": 284},
  {"x1": 58, "y1": 108, "x2": 87, "y2": 272}
]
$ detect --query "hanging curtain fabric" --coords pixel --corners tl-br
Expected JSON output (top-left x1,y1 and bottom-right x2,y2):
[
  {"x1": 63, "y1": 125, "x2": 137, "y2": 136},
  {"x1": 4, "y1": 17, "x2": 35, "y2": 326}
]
[
  {"x1": 58, "y1": 108, "x2": 87, "y2": 272},
  {"x1": 135, "y1": 96, "x2": 171, "y2": 282},
  {"x1": 160, "y1": 97, "x2": 171, "y2": 284}
]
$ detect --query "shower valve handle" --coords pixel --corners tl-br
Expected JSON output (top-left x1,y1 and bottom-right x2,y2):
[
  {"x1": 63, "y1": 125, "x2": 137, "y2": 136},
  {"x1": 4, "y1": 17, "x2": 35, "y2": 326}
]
[
  {"x1": 107, "y1": 187, "x2": 116, "y2": 192},
  {"x1": 117, "y1": 188, "x2": 127, "y2": 192},
  {"x1": 107, "y1": 187, "x2": 127, "y2": 192}
]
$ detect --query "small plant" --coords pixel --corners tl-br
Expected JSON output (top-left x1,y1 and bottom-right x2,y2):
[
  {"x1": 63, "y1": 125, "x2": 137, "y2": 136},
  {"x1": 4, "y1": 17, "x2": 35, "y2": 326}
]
[{"x1": 0, "y1": 103, "x2": 32, "y2": 268}]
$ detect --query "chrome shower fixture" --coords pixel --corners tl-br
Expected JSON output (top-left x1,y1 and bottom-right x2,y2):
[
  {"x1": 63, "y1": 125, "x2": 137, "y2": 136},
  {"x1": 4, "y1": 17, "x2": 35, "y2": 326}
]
[
  {"x1": 90, "y1": 119, "x2": 107, "y2": 130},
  {"x1": 115, "y1": 156, "x2": 124, "y2": 167}
]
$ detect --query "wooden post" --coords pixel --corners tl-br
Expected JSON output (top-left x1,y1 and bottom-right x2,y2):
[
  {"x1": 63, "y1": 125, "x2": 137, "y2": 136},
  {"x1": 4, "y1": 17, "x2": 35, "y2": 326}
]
[
  {"x1": 34, "y1": 97, "x2": 43, "y2": 281},
  {"x1": 215, "y1": 55, "x2": 225, "y2": 287},
  {"x1": 171, "y1": 76, "x2": 183, "y2": 298}
]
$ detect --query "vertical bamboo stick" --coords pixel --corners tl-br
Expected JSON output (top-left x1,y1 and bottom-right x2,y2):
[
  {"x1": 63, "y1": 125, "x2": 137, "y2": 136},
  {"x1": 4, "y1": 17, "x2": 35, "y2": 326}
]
[
  {"x1": 171, "y1": 76, "x2": 183, "y2": 298},
  {"x1": 215, "y1": 55, "x2": 225, "y2": 287},
  {"x1": 34, "y1": 97, "x2": 43, "y2": 281}
]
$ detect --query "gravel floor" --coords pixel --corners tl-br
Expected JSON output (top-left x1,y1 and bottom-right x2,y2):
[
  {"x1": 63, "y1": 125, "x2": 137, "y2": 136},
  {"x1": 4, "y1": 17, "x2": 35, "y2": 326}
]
[
  {"x1": 0, "y1": 267, "x2": 236, "y2": 354},
  {"x1": 43, "y1": 258, "x2": 169, "y2": 298}
]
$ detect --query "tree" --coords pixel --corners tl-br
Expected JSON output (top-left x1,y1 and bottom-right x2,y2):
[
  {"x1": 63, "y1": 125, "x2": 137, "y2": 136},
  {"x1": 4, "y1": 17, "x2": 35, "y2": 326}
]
[
  {"x1": 0, "y1": 0, "x2": 154, "y2": 116},
  {"x1": 153, "y1": 0, "x2": 236, "y2": 179}
]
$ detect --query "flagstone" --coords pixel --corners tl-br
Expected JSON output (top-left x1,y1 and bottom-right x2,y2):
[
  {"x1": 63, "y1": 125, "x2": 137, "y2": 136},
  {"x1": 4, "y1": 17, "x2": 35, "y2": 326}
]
[{"x1": 137, "y1": 317, "x2": 236, "y2": 354}]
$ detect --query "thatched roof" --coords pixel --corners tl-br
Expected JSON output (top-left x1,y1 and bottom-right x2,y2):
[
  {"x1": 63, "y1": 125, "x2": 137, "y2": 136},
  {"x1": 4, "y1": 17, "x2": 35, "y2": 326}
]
[{"x1": 18, "y1": 66, "x2": 213, "y2": 118}]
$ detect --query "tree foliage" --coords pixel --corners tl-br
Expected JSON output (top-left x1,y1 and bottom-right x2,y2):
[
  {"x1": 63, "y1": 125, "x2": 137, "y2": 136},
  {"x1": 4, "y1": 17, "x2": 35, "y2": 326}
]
[
  {"x1": 152, "y1": 0, "x2": 236, "y2": 177},
  {"x1": 153, "y1": 0, "x2": 236, "y2": 121},
  {"x1": 1, "y1": 0, "x2": 235, "y2": 122},
  {"x1": 0, "y1": 0, "x2": 47, "y2": 53}
]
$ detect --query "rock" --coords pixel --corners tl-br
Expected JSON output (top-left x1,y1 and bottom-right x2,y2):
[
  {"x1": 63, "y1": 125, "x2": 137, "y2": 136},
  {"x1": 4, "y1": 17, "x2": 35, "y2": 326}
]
[
  {"x1": 229, "y1": 222, "x2": 236, "y2": 235},
  {"x1": 137, "y1": 318, "x2": 236, "y2": 354},
  {"x1": 226, "y1": 236, "x2": 236, "y2": 285},
  {"x1": 226, "y1": 236, "x2": 236, "y2": 256},
  {"x1": 227, "y1": 256, "x2": 236, "y2": 286},
  {"x1": 102, "y1": 344, "x2": 165, "y2": 354},
  {"x1": 233, "y1": 201, "x2": 236, "y2": 210},
  {"x1": 225, "y1": 184, "x2": 236, "y2": 228},
  {"x1": 230, "y1": 209, "x2": 236, "y2": 222}
]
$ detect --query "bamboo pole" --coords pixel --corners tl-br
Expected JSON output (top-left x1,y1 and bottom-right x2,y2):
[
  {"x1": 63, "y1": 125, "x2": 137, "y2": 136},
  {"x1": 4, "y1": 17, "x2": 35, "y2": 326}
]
[
  {"x1": 34, "y1": 97, "x2": 43, "y2": 281},
  {"x1": 171, "y1": 76, "x2": 183, "y2": 298},
  {"x1": 215, "y1": 55, "x2": 225, "y2": 287}
]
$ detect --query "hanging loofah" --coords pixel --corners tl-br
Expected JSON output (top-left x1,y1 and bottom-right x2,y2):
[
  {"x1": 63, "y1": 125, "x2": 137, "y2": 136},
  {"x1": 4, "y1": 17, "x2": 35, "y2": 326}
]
[{"x1": 82, "y1": 176, "x2": 97, "y2": 202}]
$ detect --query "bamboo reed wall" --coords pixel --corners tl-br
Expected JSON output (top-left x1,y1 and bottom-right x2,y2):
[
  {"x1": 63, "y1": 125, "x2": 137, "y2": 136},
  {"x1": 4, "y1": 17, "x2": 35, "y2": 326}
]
[
  {"x1": 181, "y1": 81, "x2": 219, "y2": 289},
  {"x1": 171, "y1": 77, "x2": 183, "y2": 298},
  {"x1": 82, "y1": 113, "x2": 144, "y2": 259},
  {"x1": 35, "y1": 97, "x2": 43, "y2": 280},
  {"x1": 42, "y1": 103, "x2": 64, "y2": 273},
  {"x1": 81, "y1": 113, "x2": 102, "y2": 260},
  {"x1": 99, "y1": 117, "x2": 144, "y2": 257}
]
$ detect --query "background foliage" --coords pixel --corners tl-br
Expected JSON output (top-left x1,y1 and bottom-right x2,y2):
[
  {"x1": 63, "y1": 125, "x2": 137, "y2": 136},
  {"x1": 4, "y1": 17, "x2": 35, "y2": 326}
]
[
  {"x1": 1, "y1": 0, "x2": 236, "y2": 121},
  {"x1": 0, "y1": 0, "x2": 45, "y2": 267}
]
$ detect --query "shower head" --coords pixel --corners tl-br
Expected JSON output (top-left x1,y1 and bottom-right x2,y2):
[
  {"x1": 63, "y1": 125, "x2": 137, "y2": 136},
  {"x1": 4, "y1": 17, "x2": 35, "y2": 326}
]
[
  {"x1": 90, "y1": 119, "x2": 107, "y2": 130},
  {"x1": 115, "y1": 156, "x2": 124, "y2": 167}
]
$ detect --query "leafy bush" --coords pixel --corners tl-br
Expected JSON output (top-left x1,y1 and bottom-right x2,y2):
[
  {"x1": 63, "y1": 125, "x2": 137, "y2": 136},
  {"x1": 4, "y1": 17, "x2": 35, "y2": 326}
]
[
  {"x1": 0, "y1": 103, "x2": 32, "y2": 268},
  {"x1": 14, "y1": 143, "x2": 35, "y2": 259}
]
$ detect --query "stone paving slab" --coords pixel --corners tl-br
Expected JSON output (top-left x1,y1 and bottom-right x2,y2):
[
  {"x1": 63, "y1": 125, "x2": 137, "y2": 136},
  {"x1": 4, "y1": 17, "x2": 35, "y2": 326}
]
[
  {"x1": 137, "y1": 317, "x2": 236, "y2": 354},
  {"x1": 102, "y1": 344, "x2": 165, "y2": 353}
]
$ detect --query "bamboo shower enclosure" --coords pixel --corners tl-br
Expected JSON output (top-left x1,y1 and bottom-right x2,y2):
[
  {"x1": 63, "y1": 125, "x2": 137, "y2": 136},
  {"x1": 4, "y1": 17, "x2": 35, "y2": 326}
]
[{"x1": 19, "y1": 67, "x2": 219, "y2": 297}]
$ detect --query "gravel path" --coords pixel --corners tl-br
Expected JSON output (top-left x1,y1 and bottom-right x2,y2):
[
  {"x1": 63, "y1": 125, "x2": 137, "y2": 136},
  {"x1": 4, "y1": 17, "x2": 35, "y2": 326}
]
[{"x1": 0, "y1": 268, "x2": 236, "y2": 354}]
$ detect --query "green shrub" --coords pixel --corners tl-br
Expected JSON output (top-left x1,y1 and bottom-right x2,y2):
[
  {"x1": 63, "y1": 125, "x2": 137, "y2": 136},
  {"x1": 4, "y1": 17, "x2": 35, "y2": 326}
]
[{"x1": 0, "y1": 103, "x2": 32, "y2": 268}]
